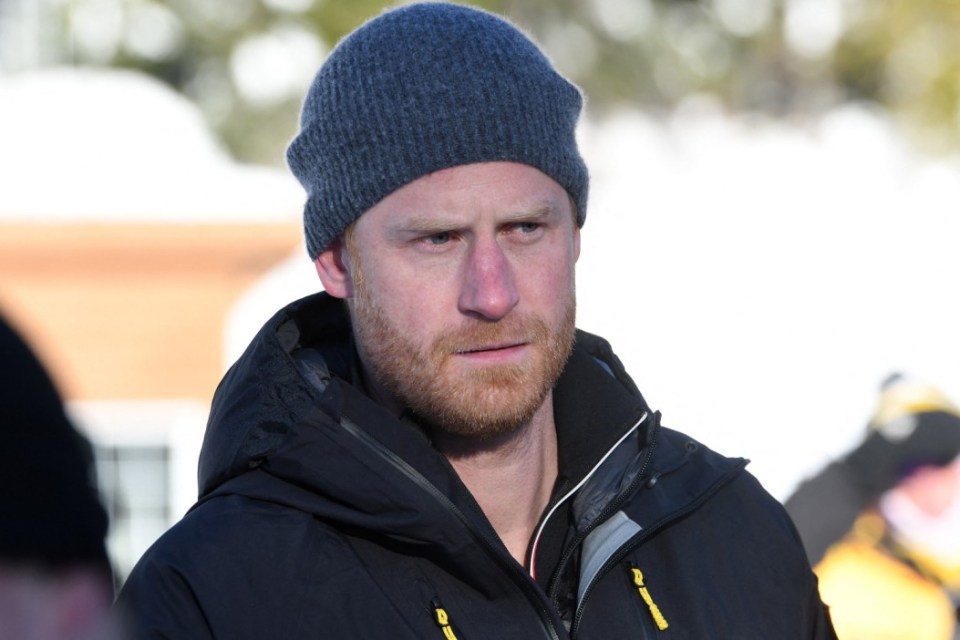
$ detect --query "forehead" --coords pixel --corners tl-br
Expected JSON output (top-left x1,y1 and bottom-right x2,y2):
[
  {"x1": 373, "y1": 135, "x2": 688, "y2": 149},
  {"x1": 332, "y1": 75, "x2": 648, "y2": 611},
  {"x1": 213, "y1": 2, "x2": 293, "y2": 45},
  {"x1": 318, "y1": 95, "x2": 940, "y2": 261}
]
[{"x1": 357, "y1": 162, "x2": 573, "y2": 231}]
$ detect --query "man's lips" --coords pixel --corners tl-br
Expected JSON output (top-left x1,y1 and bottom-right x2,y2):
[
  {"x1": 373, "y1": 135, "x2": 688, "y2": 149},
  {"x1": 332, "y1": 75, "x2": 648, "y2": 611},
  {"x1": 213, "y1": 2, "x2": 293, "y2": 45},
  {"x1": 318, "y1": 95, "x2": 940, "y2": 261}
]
[
  {"x1": 456, "y1": 341, "x2": 526, "y2": 354},
  {"x1": 453, "y1": 341, "x2": 529, "y2": 362}
]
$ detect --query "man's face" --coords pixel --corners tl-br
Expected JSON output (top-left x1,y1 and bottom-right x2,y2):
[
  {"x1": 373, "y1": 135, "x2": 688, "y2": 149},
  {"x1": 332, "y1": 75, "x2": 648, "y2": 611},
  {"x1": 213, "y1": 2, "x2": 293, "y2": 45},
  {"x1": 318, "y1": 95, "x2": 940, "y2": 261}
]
[
  {"x1": 894, "y1": 457, "x2": 960, "y2": 517},
  {"x1": 331, "y1": 162, "x2": 580, "y2": 443}
]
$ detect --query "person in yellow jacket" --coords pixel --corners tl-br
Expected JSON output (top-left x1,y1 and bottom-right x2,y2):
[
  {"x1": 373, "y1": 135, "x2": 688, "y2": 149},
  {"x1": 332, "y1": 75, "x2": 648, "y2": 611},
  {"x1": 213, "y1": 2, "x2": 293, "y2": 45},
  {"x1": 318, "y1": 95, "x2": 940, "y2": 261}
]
[{"x1": 786, "y1": 374, "x2": 960, "y2": 639}]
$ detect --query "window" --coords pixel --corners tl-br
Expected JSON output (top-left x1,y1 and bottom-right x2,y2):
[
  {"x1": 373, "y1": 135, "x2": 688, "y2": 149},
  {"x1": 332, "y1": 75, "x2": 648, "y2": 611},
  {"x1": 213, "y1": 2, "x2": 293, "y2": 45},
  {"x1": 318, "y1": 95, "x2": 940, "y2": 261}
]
[{"x1": 69, "y1": 400, "x2": 205, "y2": 583}]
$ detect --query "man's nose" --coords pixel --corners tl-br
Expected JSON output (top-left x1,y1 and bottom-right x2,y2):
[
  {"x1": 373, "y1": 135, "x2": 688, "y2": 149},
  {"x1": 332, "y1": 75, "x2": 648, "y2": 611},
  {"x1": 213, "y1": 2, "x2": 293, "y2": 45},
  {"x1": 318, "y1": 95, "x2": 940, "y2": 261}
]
[{"x1": 458, "y1": 237, "x2": 519, "y2": 321}]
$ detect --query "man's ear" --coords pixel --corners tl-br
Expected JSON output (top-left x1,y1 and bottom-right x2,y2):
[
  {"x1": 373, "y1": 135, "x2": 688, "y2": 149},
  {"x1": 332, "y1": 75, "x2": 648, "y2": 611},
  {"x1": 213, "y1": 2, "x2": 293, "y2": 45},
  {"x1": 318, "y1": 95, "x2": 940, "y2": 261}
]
[{"x1": 314, "y1": 238, "x2": 353, "y2": 299}]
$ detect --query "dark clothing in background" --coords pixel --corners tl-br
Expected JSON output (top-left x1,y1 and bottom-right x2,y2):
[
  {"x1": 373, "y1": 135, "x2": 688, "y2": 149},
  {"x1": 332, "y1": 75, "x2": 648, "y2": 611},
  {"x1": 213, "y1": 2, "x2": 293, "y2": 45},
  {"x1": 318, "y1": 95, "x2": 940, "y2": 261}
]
[{"x1": 0, "y1": 313, "x2": 111, "y2": 574}]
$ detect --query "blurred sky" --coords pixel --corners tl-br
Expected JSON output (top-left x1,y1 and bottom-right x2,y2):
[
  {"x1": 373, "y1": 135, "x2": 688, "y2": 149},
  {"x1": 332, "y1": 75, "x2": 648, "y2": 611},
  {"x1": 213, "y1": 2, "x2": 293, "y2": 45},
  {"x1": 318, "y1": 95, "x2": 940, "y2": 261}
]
[{"x1": 2, "y1": 0, "x2": 960, "y2": 501}]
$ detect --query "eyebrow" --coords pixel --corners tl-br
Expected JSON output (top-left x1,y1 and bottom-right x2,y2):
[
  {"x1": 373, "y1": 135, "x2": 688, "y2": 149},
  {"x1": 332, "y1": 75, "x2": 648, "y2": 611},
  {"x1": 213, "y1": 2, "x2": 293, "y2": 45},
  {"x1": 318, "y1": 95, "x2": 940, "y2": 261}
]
[
  {"x1": 509, "y1": 201, "x2": 562, "y2": 221},
  {"x1": 397, "y1": 200, "x2": 562, "y2": 230}
]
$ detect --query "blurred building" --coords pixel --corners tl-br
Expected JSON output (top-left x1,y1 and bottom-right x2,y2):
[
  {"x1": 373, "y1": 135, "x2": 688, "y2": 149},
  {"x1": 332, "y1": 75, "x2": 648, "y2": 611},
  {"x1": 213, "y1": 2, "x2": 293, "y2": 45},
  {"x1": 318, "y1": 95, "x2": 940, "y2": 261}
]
[{"x1": 0, "y1": 67, "x2": 309, "y2": 580}]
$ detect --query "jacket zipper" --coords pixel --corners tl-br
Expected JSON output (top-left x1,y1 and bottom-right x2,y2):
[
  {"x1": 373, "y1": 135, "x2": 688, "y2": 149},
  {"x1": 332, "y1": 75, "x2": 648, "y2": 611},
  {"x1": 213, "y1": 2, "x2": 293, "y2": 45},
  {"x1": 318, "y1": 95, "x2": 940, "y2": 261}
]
[
  {"x1": 339, "y1": 416, "x2": 562, "y2": 640},
  {"x1": 528, "y1": 412, "x2": 648, "y2": 576},
  {"x1": 546, "y1": 411, "x2": 661, "y2": 608},
  {"x1": 568, "y1": 456, "x2": 749, "y2": 638},
  {"x1": 628, "y1": 563, "x2": 670, "y2": 631},
  {"x1": 431, "y1": 598, "x2": 460, "y2": 640}
]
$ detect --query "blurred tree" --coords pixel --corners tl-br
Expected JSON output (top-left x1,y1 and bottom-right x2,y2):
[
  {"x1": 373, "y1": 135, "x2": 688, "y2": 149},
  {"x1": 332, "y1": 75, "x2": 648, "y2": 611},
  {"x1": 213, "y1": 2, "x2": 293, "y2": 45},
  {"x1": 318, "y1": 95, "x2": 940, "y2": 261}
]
[
  {"x1": 48, "y1": 0, "x2": 960, "y2": 164},
  {"x1": 831, "y1": 0, "x2": 960, "y2": 154}
]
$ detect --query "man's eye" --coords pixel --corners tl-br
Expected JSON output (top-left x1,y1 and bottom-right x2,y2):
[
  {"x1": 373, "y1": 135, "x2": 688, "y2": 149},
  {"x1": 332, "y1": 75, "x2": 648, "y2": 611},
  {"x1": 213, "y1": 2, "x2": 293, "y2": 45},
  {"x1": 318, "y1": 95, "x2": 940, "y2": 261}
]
[
  {"x1": 509, "y1": 222, "x2": 542, "y2": 237},
  {"x1": 424, "y1": 232, "x2": 451, "y2": 245}
]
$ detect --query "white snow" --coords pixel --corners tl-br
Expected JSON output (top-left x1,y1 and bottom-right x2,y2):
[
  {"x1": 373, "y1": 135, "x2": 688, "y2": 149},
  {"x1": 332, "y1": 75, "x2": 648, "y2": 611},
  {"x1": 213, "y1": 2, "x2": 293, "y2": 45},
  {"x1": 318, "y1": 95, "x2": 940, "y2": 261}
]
[
  {"x1": 0, "y1": 67, "x2": 304, "y2": 220},
  {"x1": 575, "y1": 106, "x2": 960, "y2": 498}
]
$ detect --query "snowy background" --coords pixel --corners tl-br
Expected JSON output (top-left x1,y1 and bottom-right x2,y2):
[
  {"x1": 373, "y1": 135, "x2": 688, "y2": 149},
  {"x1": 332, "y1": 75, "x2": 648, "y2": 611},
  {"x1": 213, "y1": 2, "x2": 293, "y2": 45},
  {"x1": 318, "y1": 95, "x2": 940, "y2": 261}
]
[{"x1": 3, "y1": 68, "x2": 960, "y2": 501}]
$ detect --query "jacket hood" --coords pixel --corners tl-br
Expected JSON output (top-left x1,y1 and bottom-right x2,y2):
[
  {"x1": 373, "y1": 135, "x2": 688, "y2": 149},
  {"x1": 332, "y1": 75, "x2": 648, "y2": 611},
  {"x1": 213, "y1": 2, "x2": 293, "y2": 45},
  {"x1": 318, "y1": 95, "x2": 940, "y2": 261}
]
[{"x1": 198, "y1": 292, "x2": 353, "y2": 496}]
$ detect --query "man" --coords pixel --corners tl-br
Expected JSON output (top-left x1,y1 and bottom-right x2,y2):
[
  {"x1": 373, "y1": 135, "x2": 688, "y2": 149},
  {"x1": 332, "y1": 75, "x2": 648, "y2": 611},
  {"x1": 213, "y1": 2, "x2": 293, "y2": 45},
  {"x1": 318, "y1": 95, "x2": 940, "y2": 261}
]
[
  {"x1": 117, "y1": 3, "x2": 835, "y2": 637},
  {"x1": 785, "y1": 374, "x2": 960, "y2": 639},
  {"x1": 0, "y1": 313, "x2": 122, "y2": 640}
]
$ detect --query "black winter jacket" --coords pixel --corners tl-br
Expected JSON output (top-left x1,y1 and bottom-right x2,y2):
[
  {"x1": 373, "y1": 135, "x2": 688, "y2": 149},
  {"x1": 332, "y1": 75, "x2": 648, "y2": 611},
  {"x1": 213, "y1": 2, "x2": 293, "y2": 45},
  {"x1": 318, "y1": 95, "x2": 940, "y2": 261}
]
[{"x1": 116, "y1": 293, "x2": 836, "y2": 639}]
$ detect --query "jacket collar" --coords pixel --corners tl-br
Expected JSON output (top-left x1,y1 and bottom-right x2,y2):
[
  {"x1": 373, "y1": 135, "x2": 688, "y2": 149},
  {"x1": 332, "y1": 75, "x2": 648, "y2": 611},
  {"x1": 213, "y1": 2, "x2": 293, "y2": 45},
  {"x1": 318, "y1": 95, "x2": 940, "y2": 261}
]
[{"x1": 553, "y1": 330, "x2": 651, "y2": 491}]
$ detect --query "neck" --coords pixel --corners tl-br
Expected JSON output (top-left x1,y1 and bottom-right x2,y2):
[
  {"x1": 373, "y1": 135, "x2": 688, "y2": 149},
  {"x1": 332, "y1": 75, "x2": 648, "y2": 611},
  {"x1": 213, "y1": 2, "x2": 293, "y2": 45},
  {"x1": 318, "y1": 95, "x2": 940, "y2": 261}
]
[{"x1": 436, "y1": 394, "x2": 559, "y2": 567}]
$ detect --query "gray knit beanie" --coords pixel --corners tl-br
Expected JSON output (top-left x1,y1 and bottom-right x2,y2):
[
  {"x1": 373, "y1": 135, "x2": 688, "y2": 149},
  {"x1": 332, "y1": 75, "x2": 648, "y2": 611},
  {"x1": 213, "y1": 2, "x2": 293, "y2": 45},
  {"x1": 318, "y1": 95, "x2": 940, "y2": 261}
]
[{"x1": 287, "y1": 2, "x2": 588, "y2": 259}]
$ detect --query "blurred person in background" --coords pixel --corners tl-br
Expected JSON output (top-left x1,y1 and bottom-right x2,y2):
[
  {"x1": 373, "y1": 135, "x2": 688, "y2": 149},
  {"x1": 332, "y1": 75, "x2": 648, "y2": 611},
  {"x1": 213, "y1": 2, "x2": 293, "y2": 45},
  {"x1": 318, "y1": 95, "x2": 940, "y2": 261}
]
[
  {"x1": 0, "y1": 312, "x2": 122, "y2": 640},
  {"x1": 785, "y1": 373, "x2": 960, "y2": 639},
  {"x1": 116, "y1": 3, "x2": 834, "y2": 638}
]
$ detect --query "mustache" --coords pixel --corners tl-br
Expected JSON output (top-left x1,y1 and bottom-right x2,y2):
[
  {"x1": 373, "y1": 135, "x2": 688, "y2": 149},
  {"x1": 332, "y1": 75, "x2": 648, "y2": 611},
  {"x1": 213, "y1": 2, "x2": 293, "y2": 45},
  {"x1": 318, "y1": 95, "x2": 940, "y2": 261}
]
[{"x1": 431, "y1": 316, "x2": 550, "y2": 356}]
